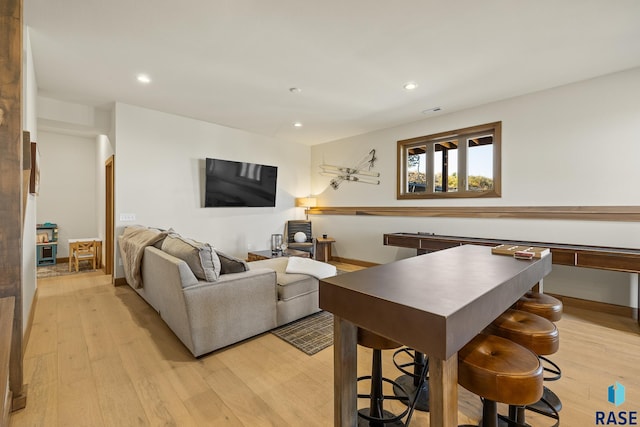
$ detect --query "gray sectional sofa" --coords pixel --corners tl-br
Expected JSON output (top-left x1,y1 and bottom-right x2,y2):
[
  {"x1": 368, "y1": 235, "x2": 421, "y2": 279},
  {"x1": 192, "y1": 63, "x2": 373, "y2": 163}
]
[{"x1": 118, "y1": 226, "x2": 335, "y2": 357}]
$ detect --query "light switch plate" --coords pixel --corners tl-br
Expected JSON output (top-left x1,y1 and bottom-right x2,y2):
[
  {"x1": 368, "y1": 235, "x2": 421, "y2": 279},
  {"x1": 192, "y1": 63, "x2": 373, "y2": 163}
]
[{"x1": 120, "y1": 213, "x2": 136, "y2": 221}]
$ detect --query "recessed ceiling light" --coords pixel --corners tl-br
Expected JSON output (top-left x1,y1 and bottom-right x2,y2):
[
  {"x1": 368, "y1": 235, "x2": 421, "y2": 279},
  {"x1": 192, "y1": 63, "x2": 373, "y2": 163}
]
[
  {"x1": 289, "y1": 87, "x2": 302, "y2": 94},
  {"x1": 137, "y1": 74, "x2": 151, "y2": 84},
  {"x1": 422, "y1": 107, "x2": 442, "y2": 114},
  {"x1": 403, "y1": 82, "x2": 418, "y2": 91},
  {"x1": 293, "y1": 122, "x2": 303, "y2": 128}
]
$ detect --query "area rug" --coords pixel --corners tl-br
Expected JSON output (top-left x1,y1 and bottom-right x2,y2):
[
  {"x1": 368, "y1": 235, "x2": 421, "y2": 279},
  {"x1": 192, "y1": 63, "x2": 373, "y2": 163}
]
[
  {"x1": 37, "y1": 261, "x2": 96, "y2": 278},
  {"x1": 271, "y1": 310, "x2": 333, "y2": 355}
]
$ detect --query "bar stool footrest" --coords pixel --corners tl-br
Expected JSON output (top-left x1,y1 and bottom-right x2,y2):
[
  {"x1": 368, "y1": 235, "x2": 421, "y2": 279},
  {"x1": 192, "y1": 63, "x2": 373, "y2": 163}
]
[
  {"x1": 525, "y1": 388, "x2": 560, "y2": 427},
  {"x1": 392, "y1": 347, "x2": 428, "y2": 379},
  {"x1": 540, "y1": 355, "x2": 562, "y2": 382},
  {"x1": 357, "y1": 375, "x2": 410, "y2": 424},
  {"x1": 358, "y1": 409, "x2": 405, "y2": 426},
  {"x1": 393, "y1": 374, "x2": 430, "y2": 412}
]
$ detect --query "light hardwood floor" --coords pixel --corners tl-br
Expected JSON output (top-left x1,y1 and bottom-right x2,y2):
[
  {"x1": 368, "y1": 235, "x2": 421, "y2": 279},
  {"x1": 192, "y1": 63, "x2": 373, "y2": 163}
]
[{"x1": 10, "y1": 267, "x2": 640, "y2": 426}]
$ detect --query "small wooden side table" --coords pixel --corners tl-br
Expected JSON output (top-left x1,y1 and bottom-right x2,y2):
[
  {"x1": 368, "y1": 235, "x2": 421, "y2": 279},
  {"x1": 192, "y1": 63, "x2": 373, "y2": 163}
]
[{"x1": 315, "y1": 237, "x2": 336, "y2": 262}]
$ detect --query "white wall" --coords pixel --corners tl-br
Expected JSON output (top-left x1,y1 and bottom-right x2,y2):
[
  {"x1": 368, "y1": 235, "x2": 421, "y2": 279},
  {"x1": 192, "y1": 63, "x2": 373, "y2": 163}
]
[
  {"x1": 113, "y1": 103, "x2": 311, "y2": 277},
  {"x1": 96, "y1": 134, "x2": 115, "y2": 263},
  {"x1": 21, "y1": 28, "x2": 38, "y2": 335},
  {"x1": 36, "y1": 131, "x2": 98, "y2": 257},
  {"x1": 37, "y1": 96, "x2": 111, "y2": 136},
  {"x1": 311, "y1": 67, "x2": 640, "y2": 307}
]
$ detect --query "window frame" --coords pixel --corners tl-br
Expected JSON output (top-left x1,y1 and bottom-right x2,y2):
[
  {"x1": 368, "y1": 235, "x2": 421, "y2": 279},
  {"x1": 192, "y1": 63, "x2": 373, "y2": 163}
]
[{"x1": 397, "y1": 121, "x2": 502, "y2": 200}]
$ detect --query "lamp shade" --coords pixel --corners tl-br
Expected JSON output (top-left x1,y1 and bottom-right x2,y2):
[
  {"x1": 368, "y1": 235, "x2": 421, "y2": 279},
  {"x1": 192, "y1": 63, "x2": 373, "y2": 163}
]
[{"x1": 295, "y1": 197, "x2": 317, "y2": 208}]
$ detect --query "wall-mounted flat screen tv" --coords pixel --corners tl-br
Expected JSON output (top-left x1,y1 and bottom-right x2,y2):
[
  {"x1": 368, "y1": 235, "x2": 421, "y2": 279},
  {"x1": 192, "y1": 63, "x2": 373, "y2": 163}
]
[{"x1": 205, "y1": 158, "x2": 278, "y2": 207}]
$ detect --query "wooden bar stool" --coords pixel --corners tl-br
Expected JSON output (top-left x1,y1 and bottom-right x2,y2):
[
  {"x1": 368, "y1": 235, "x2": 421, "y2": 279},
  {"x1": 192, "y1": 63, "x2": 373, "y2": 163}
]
[
  {"x1": 515, "y1": 292, "x2": 563, "y2": 420},
  {"x1": 357, "y1": 328, "x2": 412, "y2": 426},
  {"x1": 486, "y1": 309, "x2": 560, "y2": 426},
  {"x1": 458, "y1": 333, "x2": 543, "y2": 427}
]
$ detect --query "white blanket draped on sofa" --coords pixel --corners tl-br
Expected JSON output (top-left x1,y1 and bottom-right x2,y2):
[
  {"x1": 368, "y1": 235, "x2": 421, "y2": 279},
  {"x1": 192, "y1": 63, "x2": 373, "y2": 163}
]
[{"x1": 118, "y1": 226, "x2": 170, "y2": 288}]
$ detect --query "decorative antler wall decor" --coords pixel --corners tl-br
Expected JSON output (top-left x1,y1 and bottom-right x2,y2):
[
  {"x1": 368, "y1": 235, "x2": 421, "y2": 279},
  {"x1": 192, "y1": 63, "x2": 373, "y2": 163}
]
[{"x1": 320, "y1": 149, "x2": 380, "y2": 190}]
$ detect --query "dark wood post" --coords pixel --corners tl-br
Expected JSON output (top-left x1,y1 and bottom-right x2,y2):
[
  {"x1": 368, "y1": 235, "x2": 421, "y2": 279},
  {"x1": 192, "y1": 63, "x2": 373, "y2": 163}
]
[{"x1": 0, "y1": 0, "x2": 27, "y2": 411}]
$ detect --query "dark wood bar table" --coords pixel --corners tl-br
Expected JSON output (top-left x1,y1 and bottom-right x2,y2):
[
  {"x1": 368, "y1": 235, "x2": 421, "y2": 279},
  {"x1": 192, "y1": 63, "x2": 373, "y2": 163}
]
[{"x1": 319, "y1": 244, "x2": 552, "y2": 427}]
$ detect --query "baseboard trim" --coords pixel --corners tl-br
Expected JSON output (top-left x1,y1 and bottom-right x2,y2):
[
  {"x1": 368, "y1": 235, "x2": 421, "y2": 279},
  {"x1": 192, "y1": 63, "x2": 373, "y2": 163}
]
[
  {"x1": 11, "y1": 385, "x2": 27, "y2": 412},
  {"x1": 22, "y1": 288, "x2": 38, "y2": 354},
  {"x1": 546, "y1": 292, "x2": 636, "y2": 319},
  {"x1": 330, "y1": 256, "x2": 379, "y2": 268},
  {"x1": 114, "y1": 277, "x2": 127, "y2": 287}
]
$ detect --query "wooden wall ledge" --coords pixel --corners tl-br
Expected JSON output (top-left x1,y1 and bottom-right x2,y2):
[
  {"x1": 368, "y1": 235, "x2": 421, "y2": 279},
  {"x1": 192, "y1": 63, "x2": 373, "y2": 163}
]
[{"x1": 307, "y1": 205, "x2": 640, "y2": 222}]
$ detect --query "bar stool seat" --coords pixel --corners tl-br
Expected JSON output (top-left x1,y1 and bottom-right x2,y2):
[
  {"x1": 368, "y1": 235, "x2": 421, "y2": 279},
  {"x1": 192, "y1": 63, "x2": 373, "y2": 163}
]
[
  {"x1": 515, "y1": 292, "x2": 563, "y2": 322},
  {"x1": 458, "y1": 333, "x2": 543, "y2": 427},
  {"x1": 514, "y1": 292, "x2": 563, "y2": 422},
  {"x1": 359, "y1": 328, "x2": 403, "y2": 350},
  {"x1": 486, "y1": 309, "x2": 560, "y2": 426},
  {"x1": 357, "y1": 328, "x2": 412, "y2": 426},
  {"x1": 486, "y1": 309, "x2": 559, "y2": 356}
]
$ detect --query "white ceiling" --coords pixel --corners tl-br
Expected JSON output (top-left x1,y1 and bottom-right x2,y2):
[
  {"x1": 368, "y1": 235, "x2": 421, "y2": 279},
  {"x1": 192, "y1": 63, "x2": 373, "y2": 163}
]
[{"x1": 24, "y1": 0, "x2": 640, "y2": 145}]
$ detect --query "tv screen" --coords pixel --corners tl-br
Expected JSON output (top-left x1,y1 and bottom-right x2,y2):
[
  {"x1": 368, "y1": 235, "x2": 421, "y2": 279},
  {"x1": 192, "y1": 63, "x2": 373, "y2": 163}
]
[{"x1": 205, "y1": 158, "x2": 278, "y2": 207}]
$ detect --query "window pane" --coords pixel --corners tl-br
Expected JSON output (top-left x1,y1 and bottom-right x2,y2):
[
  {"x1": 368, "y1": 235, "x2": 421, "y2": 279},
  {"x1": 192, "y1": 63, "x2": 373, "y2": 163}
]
[
  {"x1": 397, "y1": 121, "x2": 501, "y2": 200},
  {"x1": 434, "y1": 140, "x2": 458, "y2": 192},
  {"x1": 407, "y1": 145, "x2": 427, "y2": 192},
  {"x1": 467, "y1": 135, "x2": 493, "y2": 191}
]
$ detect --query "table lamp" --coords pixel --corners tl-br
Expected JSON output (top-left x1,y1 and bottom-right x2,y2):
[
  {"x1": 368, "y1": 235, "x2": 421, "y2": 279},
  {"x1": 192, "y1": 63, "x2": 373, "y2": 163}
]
[{"x1": 295, "y1": 197, "x2": 317, "y2": 220}]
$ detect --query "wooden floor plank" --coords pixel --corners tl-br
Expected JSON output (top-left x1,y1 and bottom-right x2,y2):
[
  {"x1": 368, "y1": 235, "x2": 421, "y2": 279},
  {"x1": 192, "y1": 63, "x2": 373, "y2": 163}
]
[
  {"x1": 202, "y1": 364, "x2": 291, "y2": 427},
  {"x1": 90, "y1": 355, "x2": 149, "y2": 427},
  {"x1": 183, "y1": 389, "x2": 244, "y2": 426},
  {"x1": 11, "y1": 353, "x2": 58, "y2": 426},
  {"x1": 57, "y1": 377, "x2": 104, "y2": 427}
]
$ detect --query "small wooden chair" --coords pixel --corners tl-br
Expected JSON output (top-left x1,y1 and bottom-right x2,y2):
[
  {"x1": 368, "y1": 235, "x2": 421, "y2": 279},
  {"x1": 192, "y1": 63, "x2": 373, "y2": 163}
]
[{"x1": 71, "y1": 240, "x2": 97, "y2": 272}]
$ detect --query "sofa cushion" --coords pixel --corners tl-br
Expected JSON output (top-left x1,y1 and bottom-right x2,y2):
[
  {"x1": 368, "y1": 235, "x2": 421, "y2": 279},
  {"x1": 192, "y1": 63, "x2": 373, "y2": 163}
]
[
  {"x1": 276, "y1": 272, "x2": 318, "y2": 302},
  {"x1": 285, "y1": 256, "x2": 337, "y2": 279},
  {"x1": 248, "y1": 257, "x2": 289, "y2": 273},
  {"x1": 161, "y1": 234, "x2": 221, "y2": 282},
  {"x1": 216, "y1": 250, "x2": 249, "y2": 274}
]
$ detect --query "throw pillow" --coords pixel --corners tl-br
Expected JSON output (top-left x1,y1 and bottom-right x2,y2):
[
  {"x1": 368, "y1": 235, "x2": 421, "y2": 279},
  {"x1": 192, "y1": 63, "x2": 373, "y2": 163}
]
[
  {"x1": 285, "y1": 256, "x2": 337, "y2": 279},
  {"x1": 216, "y1": 250, "x2": 249, "y2": 274},
  {"x1": 161, "y1": 234, "x2": 221, "y2": 282},
  {"x1": 150, "y1": 226, "x2": 173, "y2": 248}
]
